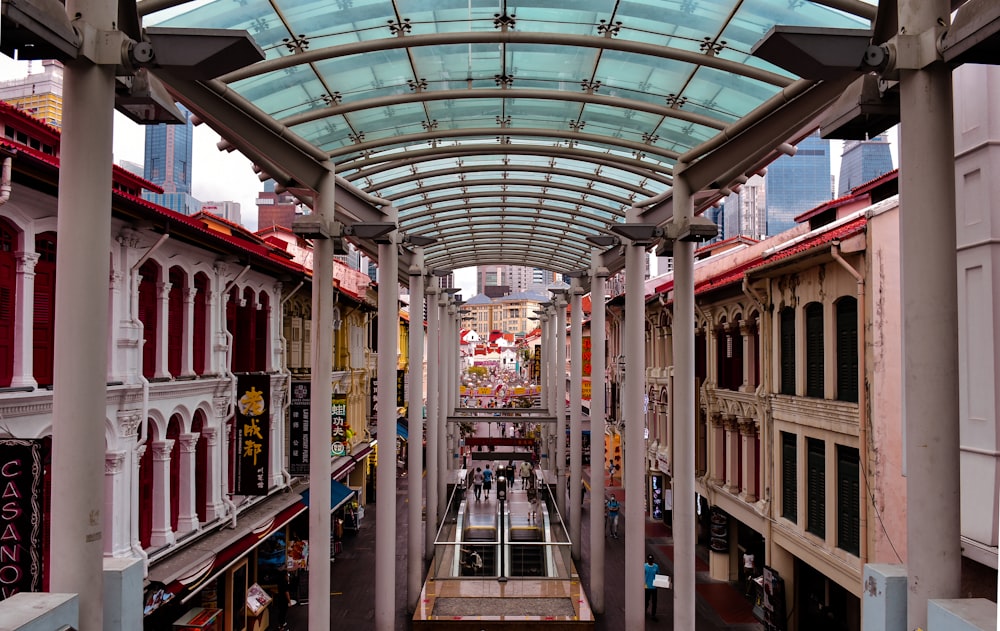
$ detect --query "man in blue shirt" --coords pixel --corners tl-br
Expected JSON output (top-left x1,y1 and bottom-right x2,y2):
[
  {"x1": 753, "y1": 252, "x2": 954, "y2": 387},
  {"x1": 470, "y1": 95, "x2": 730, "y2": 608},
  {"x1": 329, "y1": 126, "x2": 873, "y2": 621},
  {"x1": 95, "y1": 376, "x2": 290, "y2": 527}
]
[
  {"x1": 644, "y1": 554, "x2": 660, "y2": 621},
  {"x1": 483, "y1": 464, "x2": 494, "y2": 499},
  {"x1": 605, "y1": 495, "x2": 621, "y2": 538}
]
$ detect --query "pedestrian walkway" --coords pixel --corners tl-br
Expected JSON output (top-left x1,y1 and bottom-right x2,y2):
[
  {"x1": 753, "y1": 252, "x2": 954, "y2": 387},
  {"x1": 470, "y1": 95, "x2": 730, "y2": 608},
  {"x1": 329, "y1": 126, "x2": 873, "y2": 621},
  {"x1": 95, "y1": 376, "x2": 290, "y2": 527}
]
[{"x1": 285, "y1": 467, "x2": 761, "y2": 630}]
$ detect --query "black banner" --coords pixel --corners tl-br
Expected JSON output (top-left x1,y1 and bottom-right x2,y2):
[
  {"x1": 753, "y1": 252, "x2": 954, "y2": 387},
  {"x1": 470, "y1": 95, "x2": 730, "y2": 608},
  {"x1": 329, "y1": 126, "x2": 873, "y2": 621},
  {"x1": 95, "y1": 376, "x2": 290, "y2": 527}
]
[
  {"x1": 234, "y1": 374, "x2": 270, "y2": 496},
  {"x1": 369, "y1": 377, "x2": 378, "y2": 421},
  {"x1": 396, "y1": 369, "x2": 406, "y2": 408},
  {"x1": 289, "y1": 381, "x2": 311, "y2": 476},
  {"x1": 0, "y1": 439, "x2": 42, "y2": 600},
  {"x1": 331, "y1": 394, "x2": 348, "y2": 457}
]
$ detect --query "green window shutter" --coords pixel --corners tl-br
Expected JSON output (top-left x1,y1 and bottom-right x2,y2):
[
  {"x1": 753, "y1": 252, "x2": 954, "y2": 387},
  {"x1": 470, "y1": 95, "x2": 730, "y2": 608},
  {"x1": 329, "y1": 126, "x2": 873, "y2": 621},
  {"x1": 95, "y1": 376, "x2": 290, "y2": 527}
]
[
  {"x1": 836, "y1": 297, "x2": 858, "y2": 403},
  {"x1": 807, "y1": 438, "x2": 826, "y2": 538},
  {"x1": 780, "y1": 308, "x2": 796, "y2": 395},
  {"x1": 781, "y1": 432, "x2": 797, "y2": 523},
  {"x1": 837, "y1": 445, "x2": 860, "y2": 555},
  {"x1": 805, "y1": 302, "x2": 824, "y2": 398}
]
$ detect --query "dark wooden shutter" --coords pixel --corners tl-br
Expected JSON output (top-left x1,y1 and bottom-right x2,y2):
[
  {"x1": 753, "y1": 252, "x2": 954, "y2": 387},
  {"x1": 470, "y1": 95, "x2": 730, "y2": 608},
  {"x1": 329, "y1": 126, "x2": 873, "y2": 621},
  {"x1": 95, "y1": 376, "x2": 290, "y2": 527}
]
[
  {"x1": 837, "y1": 445, "x2": 860, "y2": 555},
  {"x1": 33, "y1": 233, "x2": 57, "y2": 387},
  {"x1": 807, "y1": 438, "x2": 826, "y2": 538},
  {"x1": 227, "y1": 288, "x2": 240, "y2": 371},
  {"x1": 255, "y1": 294, "x2": 268, "y2": 372},
  {"x1": 695, "y1": 332, "x2": 706, "y2": 382},
  {"x1": 167, "y1": 269, "x2": 184, "y2": 377},
  {"x1": 805, "y1": 302, "x2": 824, "y2": 398},
  {"x1": 193, "y1": 275, "x2": 208, "y2": 375},
  {"x1": 139, "y1": 262, "x2": 158, "y2": 379},
  {"x1": 0, "y1": 223, "x2": 16, "y2": 387},
  {"x1": 781, "y1": 432, "x2": 797, "y2": 523},
  {"x1": 780, "y1": 308, "x2": 795, "y2": 395},
  {"x1": 837, "y1": 297, "x2": 858, "y2": 403}
]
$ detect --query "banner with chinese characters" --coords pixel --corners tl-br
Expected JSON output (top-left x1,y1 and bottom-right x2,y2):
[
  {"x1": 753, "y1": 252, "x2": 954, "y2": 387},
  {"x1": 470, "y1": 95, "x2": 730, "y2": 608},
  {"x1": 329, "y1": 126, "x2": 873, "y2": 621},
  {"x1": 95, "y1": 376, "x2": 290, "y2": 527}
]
[
  {"x1": 582, "y1": 336, "x2": 592, "y2": 376},
  {"x1": 289, "y1": 381, "x2": 311, "y2": 475},
  {"x1": 331, "y1": 393, "x2": 349, "y2": 457},
  {"x1": 0, "y1": 439, "x2": 43, "y2": 600},
  {"x1": 234, "y1": 374, "x2": 270, "y2": 496}
]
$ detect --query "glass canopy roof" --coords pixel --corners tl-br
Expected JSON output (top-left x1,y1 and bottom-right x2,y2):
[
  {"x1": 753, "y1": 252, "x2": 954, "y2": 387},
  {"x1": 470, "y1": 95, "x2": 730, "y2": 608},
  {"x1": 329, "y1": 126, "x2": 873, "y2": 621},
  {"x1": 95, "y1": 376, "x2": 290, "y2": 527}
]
[{"x1": 143, "y1": 0, "x2": 876, "y2": 275}]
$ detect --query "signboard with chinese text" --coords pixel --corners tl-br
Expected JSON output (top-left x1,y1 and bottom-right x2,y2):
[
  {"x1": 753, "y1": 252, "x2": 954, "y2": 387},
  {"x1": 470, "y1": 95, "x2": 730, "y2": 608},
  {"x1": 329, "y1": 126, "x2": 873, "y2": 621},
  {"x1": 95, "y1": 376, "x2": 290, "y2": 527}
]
[
  {"x1": 396, "y1": 370, "x2": 406, "y2": 408},
  {"x1": 369, "y1": 378, "x2": 378, "y2": 422},
  {"x1": 0, "y1": 439, "x2": 42, "y2": 600},
  {"x1": 331, "y1": 393, "x2": 348, "y2": 456},
  {"x1": 289, "y1": 381, "x2": 310, "y2": 475},
  {"x1": 234, "y1": 374, "x2": 270, "y2": 496},
  {"x1": 582, "y1": 336, "x2": 591, "y2": 376}
]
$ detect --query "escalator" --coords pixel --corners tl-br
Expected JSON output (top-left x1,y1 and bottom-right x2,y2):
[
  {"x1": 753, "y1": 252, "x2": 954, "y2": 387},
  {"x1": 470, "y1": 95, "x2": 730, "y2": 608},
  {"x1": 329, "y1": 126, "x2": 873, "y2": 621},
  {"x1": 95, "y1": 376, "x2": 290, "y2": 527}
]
[{"x1": 508, "y1": 525, "x2": 545, "y2": 577}]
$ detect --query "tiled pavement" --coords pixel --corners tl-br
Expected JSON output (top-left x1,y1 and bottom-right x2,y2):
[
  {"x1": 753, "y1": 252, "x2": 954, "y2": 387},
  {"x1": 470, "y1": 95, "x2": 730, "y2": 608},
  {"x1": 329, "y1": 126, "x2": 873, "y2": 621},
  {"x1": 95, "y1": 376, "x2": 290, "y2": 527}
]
[{"x1": 285, "y1": 469, "x2": 762, "y2": 630}]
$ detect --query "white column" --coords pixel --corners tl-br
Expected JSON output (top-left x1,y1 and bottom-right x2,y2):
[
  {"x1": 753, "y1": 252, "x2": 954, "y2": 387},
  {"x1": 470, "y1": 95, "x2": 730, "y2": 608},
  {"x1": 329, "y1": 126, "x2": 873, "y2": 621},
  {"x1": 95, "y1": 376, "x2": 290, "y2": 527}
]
[
  {"x1": 723, "y1": 416, "x2": 740, "y2": 494},
  {"x1": 672, "y1": 172, "x2": 697, "y2": 631},
  {"x1": 554, "y1": 293, "x2": 567, "y2": 516},
  {"x1": 407, "y1": 252, "x2": 426, "y2": 607},
  {"x1": 568, "y1": 277, "x2": 584, "y2": 560},
  {"x1": 103, "y1": 451, "x2": 126, "y2": 557},
  {"x1": 11, "y1": 252, "x2": 38, "y2": 387},
  {"x1": 425, "y1": 283, "x2": 440, "y2": 560},
  {"x1": 437, "y1": 289, "x2": 449, "y2": 518},
  {"x1": 175, "y1": 433, "x2": 200, "y2": 534},
  {"x1": 306, "y1": 172, "x2": 336, "y2": 630},
  {"x1": 589, "y1": 254, "x2": 608, "y2": 613},
  {"x1": 176, "y1": 286, "x2": 195, "y2": 377},
  {"x1": 201, "y1": 424, "x2": 225, "y2": 521},
  {"x1": 149, "y1": 440, "x2": 176, "y2": 547},
  {"x1": 899, "y1": 1, "x2": 961, "y2": 627},
  {"x1": 739, "y1": 419, "x2": 758, "y2": 502},
  {"x1": 622, "y1": 210, "x2": 647, "y2": 630},
  {"x1": 50, "y1": 10, "x2": 116, "y2": 624},
  {"x1": 155, "y1": 280, "x2": 171, "y2": 378},
  {"x1": 375, "y1": 212, "x2": 399, "y2": 631}
]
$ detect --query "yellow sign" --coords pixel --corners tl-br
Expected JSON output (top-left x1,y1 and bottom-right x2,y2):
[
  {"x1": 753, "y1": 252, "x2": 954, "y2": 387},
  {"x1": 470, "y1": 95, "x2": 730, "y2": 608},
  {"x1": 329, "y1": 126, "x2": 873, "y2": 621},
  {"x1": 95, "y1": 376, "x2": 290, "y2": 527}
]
[{"x1": 582, "y1": 379, "x2": 591, "y2": 400}]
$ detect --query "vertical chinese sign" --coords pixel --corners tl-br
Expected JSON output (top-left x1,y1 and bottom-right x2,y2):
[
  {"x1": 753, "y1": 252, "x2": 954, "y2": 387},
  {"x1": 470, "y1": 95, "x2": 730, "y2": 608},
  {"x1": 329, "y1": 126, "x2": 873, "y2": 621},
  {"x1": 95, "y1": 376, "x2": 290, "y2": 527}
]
[
  {"x1": 235, "y1": 374, "x2": 270, "y2": 496},
  {"x1": 581, "y1": 336, "x2": 592, "y2": 402},
  {"x1": 289, "y1": 381, "x2": 311, "y2": 476},
  {"x1": 0, "y1": 439, "x2": 42, "y2": 600},
  {"x1": 331, "y1": 394, "x2": 348, "y2": 457}
]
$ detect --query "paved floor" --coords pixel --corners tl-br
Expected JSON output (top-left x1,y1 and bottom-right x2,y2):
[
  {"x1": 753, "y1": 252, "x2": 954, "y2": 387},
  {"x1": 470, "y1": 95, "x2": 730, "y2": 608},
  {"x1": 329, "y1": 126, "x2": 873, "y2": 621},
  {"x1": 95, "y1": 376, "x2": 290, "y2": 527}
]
[{"x1": 286, "y1": 469, "x2": 762, "y2": 630}]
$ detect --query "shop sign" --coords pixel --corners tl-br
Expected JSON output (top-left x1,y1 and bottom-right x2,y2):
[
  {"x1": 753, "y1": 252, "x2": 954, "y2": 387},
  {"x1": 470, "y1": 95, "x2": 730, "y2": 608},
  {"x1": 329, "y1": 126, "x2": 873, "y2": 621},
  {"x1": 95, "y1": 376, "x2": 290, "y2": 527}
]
[
  {"x1": 0, "y1": 439, "x2": 42, "y2": 599},
  {"x1": 656, "y1": 452, "x2": 670, "y2": 474},
  {"x1": 289, "y1": 381, "x2": 311, "y2": 475},
  {"x1": 369, "y1": 378, "x2": 378, "y2": 421},
  {"x1": 332, "y1": 393, "x2": 348, "y2": 456},
  {"x1": 582, "y1": 336, "x2": 591, "y2": 376},
  {"x1": 234, "y1": 374, "x2": 270, "y2": 496},
  {"x1": 396, "y1": 369, "x2": 406, "y2": 407}
]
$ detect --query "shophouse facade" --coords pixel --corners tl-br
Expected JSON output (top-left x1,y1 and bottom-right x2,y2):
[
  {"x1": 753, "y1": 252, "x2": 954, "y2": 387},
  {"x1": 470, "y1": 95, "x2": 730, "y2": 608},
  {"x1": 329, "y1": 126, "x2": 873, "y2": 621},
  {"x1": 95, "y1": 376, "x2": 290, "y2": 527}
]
[{"x1": 0, "y1": 101, "x2": 381, "y2": 631}]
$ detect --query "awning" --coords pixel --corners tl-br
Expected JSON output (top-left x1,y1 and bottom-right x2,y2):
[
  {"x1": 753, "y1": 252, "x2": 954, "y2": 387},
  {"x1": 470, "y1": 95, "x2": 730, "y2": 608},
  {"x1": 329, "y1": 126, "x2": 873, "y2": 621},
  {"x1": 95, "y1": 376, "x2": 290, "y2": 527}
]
[
  {"x1": 148, "y1": 490, "x2": 306, "y2": 605},
  {"x1": 397, "y1": 422, "x2": 408, "y2": 441},
  {"x1": 301, "y1": 479, "x2": 355, "y2": 514}
]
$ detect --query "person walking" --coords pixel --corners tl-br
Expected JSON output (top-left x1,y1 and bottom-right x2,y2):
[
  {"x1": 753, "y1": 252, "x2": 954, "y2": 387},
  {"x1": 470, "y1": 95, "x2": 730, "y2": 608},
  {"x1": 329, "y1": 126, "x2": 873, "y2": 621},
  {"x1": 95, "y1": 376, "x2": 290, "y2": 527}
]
[
  {"x1": 606, "y1": 494, "x2": 621, "y2": 538},
  {"x1": 472, "y1": 467, "x2": 484, "y2": 501},
  {"x1": 483, "y1": 464, "x2": 494, "y2": 499},
  {"x1": 520, "y1": 460, "x2": 532, "y2": 489},
  {"x1": 644, "y1": 554, "x2": 660, "y2": 621}
]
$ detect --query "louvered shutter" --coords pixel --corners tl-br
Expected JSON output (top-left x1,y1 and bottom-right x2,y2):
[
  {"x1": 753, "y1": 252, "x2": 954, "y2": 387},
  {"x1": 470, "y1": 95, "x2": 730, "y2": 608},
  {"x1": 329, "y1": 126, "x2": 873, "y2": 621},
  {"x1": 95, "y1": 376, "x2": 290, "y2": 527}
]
[
  {"x1": 0, "y1": 245, "x2": 15, "y2": 387},
  {"x1": 780, "y1": 308, "x2": 795, "y2": 395},
  {"x1": 805, "y1": 303, "x2": 824, "y2": 398},
  {"x1": 807, "y1": 438, "x2": 826, "y2": 538},
  {"x1": 837, "y1": 298, "x2": 858, "y2": 403},
  {"x1": 167, "y1": 271, "x2": 183, "y2": 376},
  {"x1": 837, "y1": 446, "x2": 860, "y2": 555},
  {"x1": 781, "y1": 432, "x2": 797, "y2": 523},
  {"x1": 33, "y1": 234, "x2": 57, "y2": 387}
]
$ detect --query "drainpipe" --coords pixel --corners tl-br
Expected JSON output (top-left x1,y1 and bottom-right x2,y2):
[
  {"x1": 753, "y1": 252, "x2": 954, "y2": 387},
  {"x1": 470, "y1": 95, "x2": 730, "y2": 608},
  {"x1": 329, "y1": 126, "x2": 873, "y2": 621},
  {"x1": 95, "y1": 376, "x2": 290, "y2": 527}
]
[
  {"x1": 830, "y1": 242, "x2": 867, "y2": 565},
  {"x1": 131, "y1": 417, "x2": 150, "y2": 575},
  {"x1": 0, "y1": 156, "x2": 12, "y2": 208},
  {"x1": 279, "y1": 281, "x2": 305, "y2": 488}
]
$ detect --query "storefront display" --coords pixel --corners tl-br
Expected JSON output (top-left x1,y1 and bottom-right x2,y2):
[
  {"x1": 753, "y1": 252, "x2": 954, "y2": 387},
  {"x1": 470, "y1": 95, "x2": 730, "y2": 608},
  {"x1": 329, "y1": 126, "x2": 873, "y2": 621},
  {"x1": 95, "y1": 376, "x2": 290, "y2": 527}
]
[{"x1": 173, "y1": 607, "x2": 222, "y2": 631}]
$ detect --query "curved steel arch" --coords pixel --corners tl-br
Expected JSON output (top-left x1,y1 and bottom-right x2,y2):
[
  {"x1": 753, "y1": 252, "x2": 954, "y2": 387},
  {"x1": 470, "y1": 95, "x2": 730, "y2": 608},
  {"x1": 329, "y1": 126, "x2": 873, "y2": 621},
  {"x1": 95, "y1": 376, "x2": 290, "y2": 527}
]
[
  {"x1": 221, "y1": 32, "x2": 794, "y2": 88},
  {"x1": 337, "y1": 145, "x2": 674, "y2": 185},
  {"x1": 401, "y1": 204, "x2": 616, "y2": 233},
  {"x1": 426, "y1": 245, "x2": 587, "y2": 273},
  {"x1": 327, "y1": 127, "x2": 682, "y2": 162},
  {"x1": 410, "y1": 216, "x2": 607, "y2": 245},
  {"x1": 374, "y1": 164, "x2": 654, "y2": 197},
  {"x1": 281, "y1": 88, "x2": 728, "y2": 132},
  {"x1": 387, "y1": 178, "x2": 633, "y2": 206},
  {"x1": 397, "y1": 190, "x2": 623, "y2": 217}
]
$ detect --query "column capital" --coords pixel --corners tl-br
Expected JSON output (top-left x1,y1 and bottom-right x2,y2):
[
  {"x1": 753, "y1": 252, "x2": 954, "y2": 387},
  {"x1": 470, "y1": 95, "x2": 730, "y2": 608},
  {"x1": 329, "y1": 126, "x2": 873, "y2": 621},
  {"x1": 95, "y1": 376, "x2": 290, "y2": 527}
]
[
  {"x1": 178, "y1": 433, "x2": 200, "y2": 454},
  {"x1": 737, "y1": 418, "x2": 758, "y2": 436},
  {"x1": 105, "y1": 450, "x2": 126, "y2": 475},
  {"x1": 118, "y1": 410, "x2": 143, "y2": 438},
  {"x1": 152, "y1": 440, "x2": 175, "y2": 461},
  {"x1": 16, "y1": 251, "x2": 40, "y2": 275}
]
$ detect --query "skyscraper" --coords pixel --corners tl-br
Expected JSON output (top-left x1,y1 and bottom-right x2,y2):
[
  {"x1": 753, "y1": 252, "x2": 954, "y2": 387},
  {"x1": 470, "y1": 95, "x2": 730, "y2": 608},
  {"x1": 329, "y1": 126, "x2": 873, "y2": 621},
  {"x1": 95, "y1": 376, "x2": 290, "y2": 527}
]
[
  {"x1": 837, "y1": 134, "x2": 894, "y2": 196},
  {"x1": 764, "y1": 131, "x2": 832, "y2": 235},
  {"x1": 142, "y1": 105, "x2": 202, "y2": 215},
  {"x1": 0, "y1": 60, "x2": 64, "y2": 128}
]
